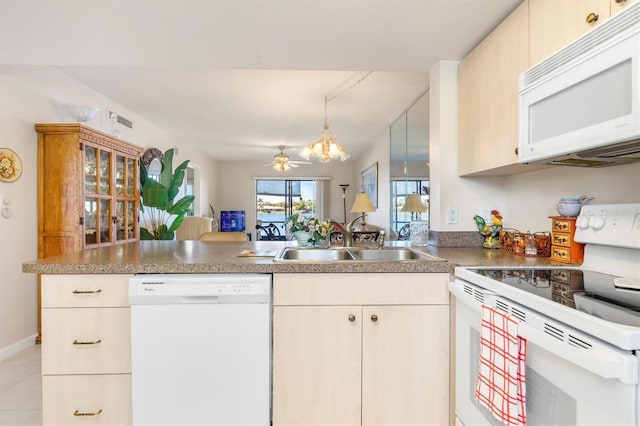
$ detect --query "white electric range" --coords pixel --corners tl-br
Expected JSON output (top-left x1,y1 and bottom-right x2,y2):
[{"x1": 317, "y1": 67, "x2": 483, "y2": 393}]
[{"x1": 451, "y1": 203, "x2": 640, "y2": 425}]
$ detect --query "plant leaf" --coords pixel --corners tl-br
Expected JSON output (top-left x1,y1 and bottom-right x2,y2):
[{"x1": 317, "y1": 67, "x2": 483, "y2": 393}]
[
  {"x1": 167, "y1": 195, "x2": 195, "y2": 216},
  {"x1": 168, "y1": 160, "x2": 190, "y2": 202},
  {"x1": 139, "y1": 227, "x2": 155, "y2": 240},
  {"x1": 159, "y1": 149, "x2": 174, "y2": 189},
  {"x1": 142, "y1": 179, "x2": 170, "y2": 210},
  {"x1": 168, "y1": 214, "x2": 185, "y2": 233}
]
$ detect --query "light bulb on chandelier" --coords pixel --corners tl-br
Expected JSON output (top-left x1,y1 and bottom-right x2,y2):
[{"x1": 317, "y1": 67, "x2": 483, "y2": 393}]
[
  {"x1": 273, "y1": 161, "x2": 291, "y2": 172},
  {"x1": 300, "y1": 96, "x2": 350, "y2": 163}
]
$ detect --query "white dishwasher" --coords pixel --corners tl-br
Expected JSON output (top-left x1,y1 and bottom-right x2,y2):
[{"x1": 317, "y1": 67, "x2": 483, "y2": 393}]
[{"x1": 129, "y1": 274, "x2": 271, "y2": 426}]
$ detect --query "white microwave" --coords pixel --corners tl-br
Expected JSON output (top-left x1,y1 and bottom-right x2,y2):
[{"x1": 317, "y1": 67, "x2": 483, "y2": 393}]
[{"x1": 518, "y1": 2, "x2": 640, "y2": 167}]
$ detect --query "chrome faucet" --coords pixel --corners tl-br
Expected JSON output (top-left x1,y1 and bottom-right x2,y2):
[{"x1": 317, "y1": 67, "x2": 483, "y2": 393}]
[
  {"x1": 329, "y1": 214, "x2": 366, "y2": 247},
  {"x1": 376, "y1": 230, "x2": 386, "y2": 249}
]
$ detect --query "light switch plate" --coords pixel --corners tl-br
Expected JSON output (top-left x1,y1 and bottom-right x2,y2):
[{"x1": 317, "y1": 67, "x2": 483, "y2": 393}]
[{"x1": 447, "y1": 207, "x2": 458, "y2": 224}]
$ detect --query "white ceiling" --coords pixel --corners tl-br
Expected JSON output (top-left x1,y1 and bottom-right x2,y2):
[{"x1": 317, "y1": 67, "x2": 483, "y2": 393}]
[{"x1": 0, "y1": 0, "x2": 522, "y2": 162}]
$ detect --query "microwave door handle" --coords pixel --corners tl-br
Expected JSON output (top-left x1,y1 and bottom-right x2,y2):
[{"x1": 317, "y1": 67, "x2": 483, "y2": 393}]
[{"x1": 517, "y1": 323, "x2": 637, "y2": 385}]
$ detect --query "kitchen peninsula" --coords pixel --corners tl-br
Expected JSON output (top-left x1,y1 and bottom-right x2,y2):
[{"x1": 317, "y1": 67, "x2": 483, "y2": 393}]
[
  {"x1": 22, "y1": 239, "x2": 555, "y2": 275},
  {"x1": 23, "y1": 240, "x2": 557, "y2": 426}
]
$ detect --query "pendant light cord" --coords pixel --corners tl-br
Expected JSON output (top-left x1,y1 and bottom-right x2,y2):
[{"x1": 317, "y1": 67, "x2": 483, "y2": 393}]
[{"x1": 326, "y1": 71, "x2": 373, "y2": 102}]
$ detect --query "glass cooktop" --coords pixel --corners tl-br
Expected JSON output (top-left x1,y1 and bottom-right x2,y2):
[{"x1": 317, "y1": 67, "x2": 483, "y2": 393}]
[{"x1": 470, "y1": 268, "x2": 640, "y2": 327}]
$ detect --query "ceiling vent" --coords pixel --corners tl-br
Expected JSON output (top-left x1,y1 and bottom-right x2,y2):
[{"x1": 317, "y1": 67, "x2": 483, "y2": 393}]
[{"x1": 108, "y1": 110, "x2": 133, "y2": 129}]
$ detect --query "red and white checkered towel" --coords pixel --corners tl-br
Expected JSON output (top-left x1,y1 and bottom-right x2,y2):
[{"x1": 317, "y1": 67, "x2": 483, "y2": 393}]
[{"x1": 476, "y1": 304, "x2": 527, "y2": 426}]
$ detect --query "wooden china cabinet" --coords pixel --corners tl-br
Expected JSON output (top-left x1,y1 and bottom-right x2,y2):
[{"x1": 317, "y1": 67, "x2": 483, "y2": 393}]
[{"x1": 35, "y1": 124, "x2": 143, "y2": 341}]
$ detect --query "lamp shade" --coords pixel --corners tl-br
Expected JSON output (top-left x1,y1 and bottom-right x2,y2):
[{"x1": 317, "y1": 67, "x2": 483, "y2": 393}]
[
  {"x1": 403, "y1": 194, "x2": 426, "y2": 213},
  {"x1": 351, "y1": 192, "x2": 376, "y2": 213}
]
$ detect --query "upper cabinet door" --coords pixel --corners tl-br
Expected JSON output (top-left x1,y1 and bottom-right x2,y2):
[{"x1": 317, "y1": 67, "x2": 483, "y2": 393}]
[
  {"x1": 529, "y1": 0, "x2": 611, "y2": 66},
  {"x1": 458, "y1": 1, "x2": 530, "y2": 176}
]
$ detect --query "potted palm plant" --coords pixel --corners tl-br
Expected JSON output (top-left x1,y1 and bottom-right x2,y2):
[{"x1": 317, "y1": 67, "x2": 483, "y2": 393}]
[{"x1": 139, "y1": 148, "x2": 195, "y2": 240}]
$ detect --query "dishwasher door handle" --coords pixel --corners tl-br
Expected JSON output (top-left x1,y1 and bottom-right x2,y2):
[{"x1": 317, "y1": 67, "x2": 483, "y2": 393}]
[{"x1": 179, "y1": 296, "x2": 220, "y2": 304}]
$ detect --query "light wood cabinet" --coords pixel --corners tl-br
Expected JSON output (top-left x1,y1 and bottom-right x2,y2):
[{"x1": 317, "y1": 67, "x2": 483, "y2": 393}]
[
  {"x1": 43, "y1": 375, "x2": 131, "y2": 426},
  {"x1": 41, "y1": 274, "x2": 132, "y2": 426},
  {"x1": 458, "y1": 1, "x2": 531, "y2": 176},
  {"x1": 458, "y1": 0, "x2": 635, "y2": 177},
  {"x1": 529, "y1": 0, "x2": 611, "y2": 66},
  {"x1": 35, "y1": 124, "x2": 142, "y2": 341},
  {"x1": 272, "y1": 273, "x2": 450, "y2": 426},
  {"x1": 36, "y1": 124, "x2": 143, "y2": 257}
]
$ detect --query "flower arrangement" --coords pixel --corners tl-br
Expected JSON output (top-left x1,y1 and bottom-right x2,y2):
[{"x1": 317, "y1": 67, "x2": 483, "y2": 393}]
[{"x1": 286, "y1": 213, "x2": 332, "y2": 245}]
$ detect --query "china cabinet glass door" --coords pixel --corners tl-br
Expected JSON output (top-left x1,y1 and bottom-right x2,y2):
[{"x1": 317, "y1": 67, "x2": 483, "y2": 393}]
[
  {"x1": 114, "y1": 155, "x2": 138, "y2": 242},
  {"x1": 84, "y1": 146, "x2": 99, "y2": 246},
  {"x1": 84, "y1": 144, "x2": 113, "y2": 246}
]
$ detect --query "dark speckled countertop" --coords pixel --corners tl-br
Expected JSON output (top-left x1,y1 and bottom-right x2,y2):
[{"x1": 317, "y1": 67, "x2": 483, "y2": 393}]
[{"x1": 22, "y1": 240, "x2": 566, "y2": 275}]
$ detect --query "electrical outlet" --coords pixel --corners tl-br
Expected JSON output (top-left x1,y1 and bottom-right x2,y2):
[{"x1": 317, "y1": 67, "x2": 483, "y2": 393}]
[{"x1": 447, "y1": 207, "x2": 458, "y2": 224}]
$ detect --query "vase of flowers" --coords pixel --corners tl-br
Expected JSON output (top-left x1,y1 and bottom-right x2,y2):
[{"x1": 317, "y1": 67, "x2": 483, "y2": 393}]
[{"x1": 286, "y1": 213, "x2": 331, "y2": 247}]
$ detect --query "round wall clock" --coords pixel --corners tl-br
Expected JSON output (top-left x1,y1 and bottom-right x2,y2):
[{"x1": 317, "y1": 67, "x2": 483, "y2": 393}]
[{"x1": 0, "y1": 148, "x2": 22, "y2": 183}]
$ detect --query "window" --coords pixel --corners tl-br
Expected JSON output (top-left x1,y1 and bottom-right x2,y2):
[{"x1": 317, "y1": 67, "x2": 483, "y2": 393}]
[
  {"x1": 255, "y1": 179, "x2": 320, "y2": 240},
  {"x1": 391, "y1": 179, "x2": 429, "y2": 239}
]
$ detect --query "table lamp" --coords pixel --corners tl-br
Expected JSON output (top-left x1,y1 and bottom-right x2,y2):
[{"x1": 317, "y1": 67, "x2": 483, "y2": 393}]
[
  {"x1": 351, "y1": 192, "x2": 376, "y2": 231},
  {"x1": 403, "y1": 194, "x2": 428, "y2": 246}
]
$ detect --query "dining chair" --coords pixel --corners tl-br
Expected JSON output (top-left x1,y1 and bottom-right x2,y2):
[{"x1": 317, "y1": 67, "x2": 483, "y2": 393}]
[{"x1": 175, "y1": 216, "x2": 213, "y2": 240}]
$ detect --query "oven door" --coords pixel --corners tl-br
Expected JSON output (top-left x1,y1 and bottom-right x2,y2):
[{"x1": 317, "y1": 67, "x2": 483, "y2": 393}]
[{"x1": 451, "y1": 279, "x2": 638, "y2": 426}]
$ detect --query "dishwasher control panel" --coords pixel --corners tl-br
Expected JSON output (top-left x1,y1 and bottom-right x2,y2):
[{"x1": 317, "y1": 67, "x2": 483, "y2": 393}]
[{"x1": 129, "y1": 274, "x2": 271, "y2": 304}]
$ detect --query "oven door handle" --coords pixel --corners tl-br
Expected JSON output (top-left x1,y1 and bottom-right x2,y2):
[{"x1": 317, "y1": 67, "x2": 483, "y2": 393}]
[{"x1": 518, "y1": 323, "x2": 638, "y2": 385}]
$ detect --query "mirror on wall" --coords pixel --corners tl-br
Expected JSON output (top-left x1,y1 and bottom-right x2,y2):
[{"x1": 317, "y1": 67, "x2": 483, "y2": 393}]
[{"x1": 389, "y1": 91, "x2": 430, "y2": 240}]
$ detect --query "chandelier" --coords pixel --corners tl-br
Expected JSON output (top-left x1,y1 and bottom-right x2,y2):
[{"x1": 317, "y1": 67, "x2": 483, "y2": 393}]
[{"x1": 300, "y1": 96, "x2": 350, "y2": 163}]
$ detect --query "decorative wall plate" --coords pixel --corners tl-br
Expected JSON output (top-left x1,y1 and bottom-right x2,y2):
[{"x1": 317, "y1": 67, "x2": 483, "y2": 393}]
[
  {"x1": 0, "y1": 148, "x2": 22, "y2": 183},
  {"x1": 142, "y1": 148, "x2": 163, "y2": 168}
]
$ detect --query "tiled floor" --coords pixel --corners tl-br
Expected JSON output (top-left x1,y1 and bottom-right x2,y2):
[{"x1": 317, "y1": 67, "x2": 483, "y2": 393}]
[{"x1": 0, "y1": 346, "x2": 41, "y2": 426}]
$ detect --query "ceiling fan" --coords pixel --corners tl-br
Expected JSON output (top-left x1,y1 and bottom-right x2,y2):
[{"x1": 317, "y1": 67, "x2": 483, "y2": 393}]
[{"x1": 266, "y1": 146, "x2": 311, "y2": 171}]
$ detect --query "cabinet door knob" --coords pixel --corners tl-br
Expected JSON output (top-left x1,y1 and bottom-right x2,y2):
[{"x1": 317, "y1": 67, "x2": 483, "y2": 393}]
[
  {"x1": 615, "y1": 0, "x2": 627, "y2": 3},
  {"x1": 586, "y1": 12, "x2": 599, "y2": 24},
  {"x1": 74, "y1": 409, "x2": 103, "y2": 417},
  {"x1": 370, "y1": 314, "x2": 378, "y2": 323},
  {"x1": 514, "y1": 147, "x2": 519, "y2": 155},
  {"x1": 348, "y1": 314, "x2": 356, "y2": 322}
]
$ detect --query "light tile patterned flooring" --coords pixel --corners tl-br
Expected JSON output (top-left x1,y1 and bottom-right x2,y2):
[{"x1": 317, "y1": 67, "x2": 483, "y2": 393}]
[{"x1": 0, "y1": 346, "x2": 41, "y2": 426}]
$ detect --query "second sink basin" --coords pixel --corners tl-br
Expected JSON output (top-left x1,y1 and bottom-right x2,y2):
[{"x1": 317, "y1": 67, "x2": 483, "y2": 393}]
[{"x1": 273, "y1": 247, "x2": 445, "y2": 262}]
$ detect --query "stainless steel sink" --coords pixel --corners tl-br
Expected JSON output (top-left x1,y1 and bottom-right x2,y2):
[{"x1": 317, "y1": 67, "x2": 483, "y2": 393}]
[
  {"x1": 275, "y1": 248, "x2": 357, "y2": 261},
  {"x1": 273, "y1": 247, "x2": 445, "y2": 262},
  {"x1": 349, "y1": 248, "x2": 441, "y2": 261}
]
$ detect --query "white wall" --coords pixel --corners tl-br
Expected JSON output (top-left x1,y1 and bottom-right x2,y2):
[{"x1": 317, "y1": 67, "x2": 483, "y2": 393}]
[
  {"x1": 504, "y1": 162, "x2": 640, "y2": 231},
  {"x1": 216, "y1": 159, "x2": 360, "y2": 235},
  {"x1": 0, "y1": 66, "x2": 218, "y2": 359},
  {"x1": 356, "y1": 129, "x2": 391, "y2": 232}
]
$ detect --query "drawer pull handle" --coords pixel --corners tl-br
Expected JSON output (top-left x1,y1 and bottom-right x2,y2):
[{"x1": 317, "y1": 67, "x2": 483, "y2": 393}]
[
  {"x1": 586, "y1": 12, "x2": 599, "y2": 24},
  {"x1": 74, "y1": 409, "x2": 103, "y2": 417},
  {"x1": 72, "y1": 289, "x2": 102, "y2": 294},
  {"x1": 72, "y1": 339, "x2": 102, "y2": 345},
  {"x1": 371, "y1": 314, "x2": 378, "y2": 323},
  {"x1": 348, "y1": 314, "x2": 356, "y2": 322}
]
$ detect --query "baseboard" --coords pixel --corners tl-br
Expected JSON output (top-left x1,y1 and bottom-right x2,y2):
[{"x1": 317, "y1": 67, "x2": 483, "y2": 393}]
[{"x1": 0, "y1": 333, "x2": 38, "y2": 361}]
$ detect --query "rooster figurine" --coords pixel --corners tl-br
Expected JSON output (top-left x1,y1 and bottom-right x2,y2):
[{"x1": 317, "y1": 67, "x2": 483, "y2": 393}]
[{"x1": 474, "y1": 210, "x2": 503, "y2": 249}]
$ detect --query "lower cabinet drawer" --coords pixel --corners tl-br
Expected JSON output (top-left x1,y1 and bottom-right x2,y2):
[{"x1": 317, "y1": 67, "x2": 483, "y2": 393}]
[
  {"x1": 42, "y1": 307, "x2": 130, "y2": 375},
  {"x1": 42, "y1": 374, "x2": 131, "y2": 426}
]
